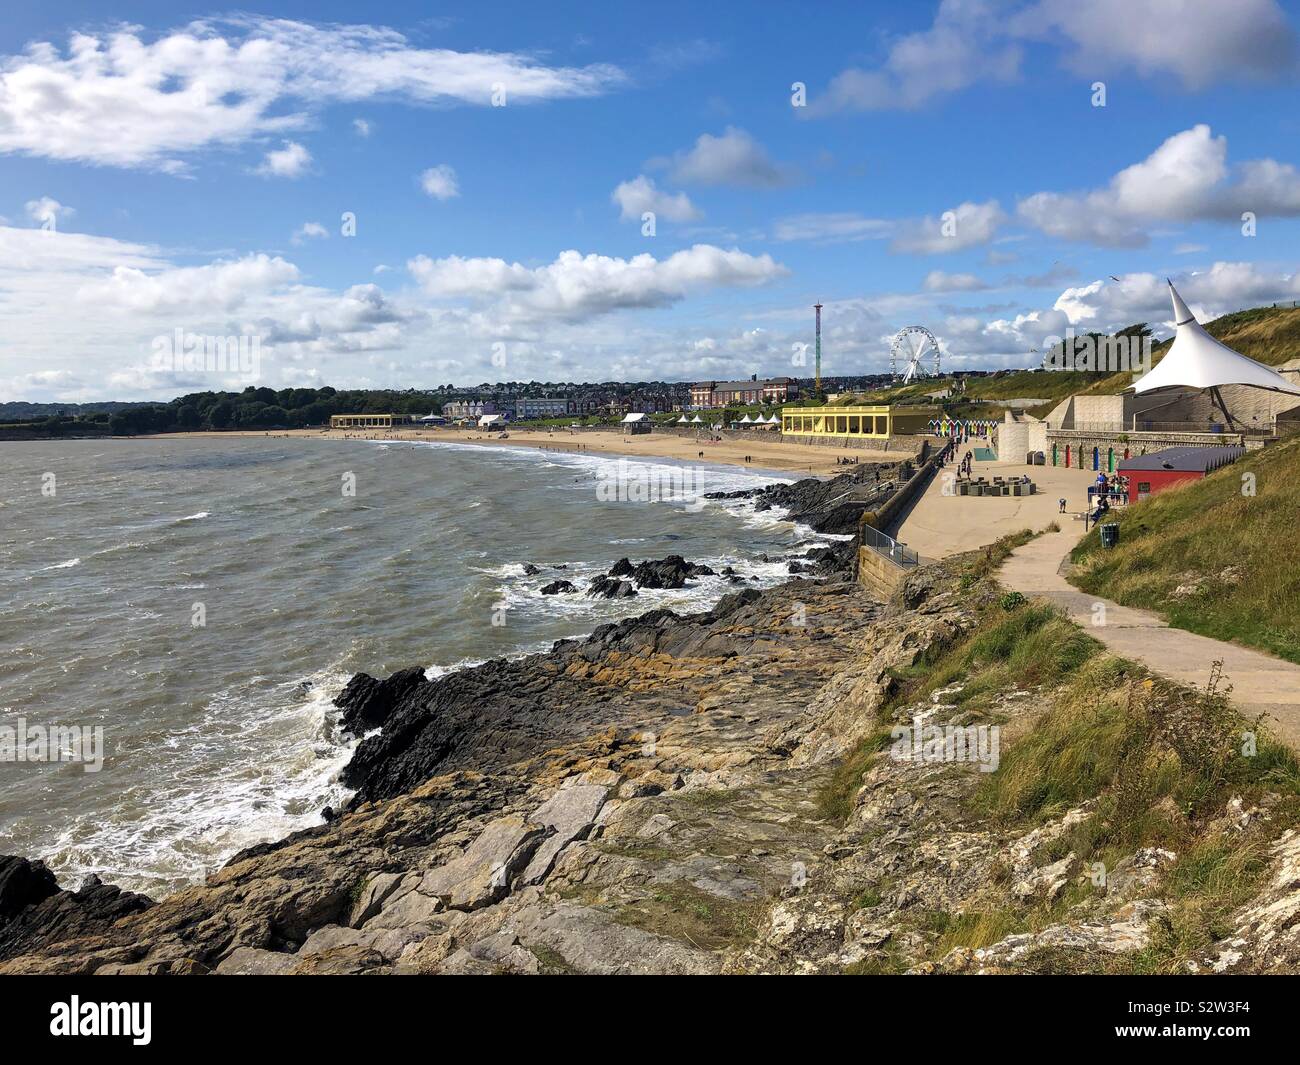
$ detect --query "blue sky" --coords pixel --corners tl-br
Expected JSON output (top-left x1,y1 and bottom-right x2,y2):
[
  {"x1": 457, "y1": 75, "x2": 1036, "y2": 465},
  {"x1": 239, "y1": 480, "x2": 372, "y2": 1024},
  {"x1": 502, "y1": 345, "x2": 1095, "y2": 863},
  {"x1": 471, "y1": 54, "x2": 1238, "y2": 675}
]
[{"x1": 4, "y1": 1, "x2": 1300, "y2": 400}]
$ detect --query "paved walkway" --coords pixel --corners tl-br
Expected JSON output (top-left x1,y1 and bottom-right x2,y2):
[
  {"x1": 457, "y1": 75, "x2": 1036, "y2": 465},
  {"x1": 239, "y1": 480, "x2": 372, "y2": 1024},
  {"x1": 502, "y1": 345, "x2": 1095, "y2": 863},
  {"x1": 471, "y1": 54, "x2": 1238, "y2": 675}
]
[
  {"x1": 893, "y1": 442, "x2": 1097, "y2": 561},
  {"x1": 999, "y1": 524, "x2": 1300, "y2": 749},
  {"x1": 887, "y1": 441, "x2": 1300, "y2": 745}
]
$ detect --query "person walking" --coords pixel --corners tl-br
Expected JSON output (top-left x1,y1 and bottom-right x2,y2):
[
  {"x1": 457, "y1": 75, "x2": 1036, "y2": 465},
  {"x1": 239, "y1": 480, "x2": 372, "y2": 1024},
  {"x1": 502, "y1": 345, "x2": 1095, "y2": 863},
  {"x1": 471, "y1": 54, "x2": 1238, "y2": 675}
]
[{"x1": 1058, "y1": 497, "x2": 1067, "y2": 514}]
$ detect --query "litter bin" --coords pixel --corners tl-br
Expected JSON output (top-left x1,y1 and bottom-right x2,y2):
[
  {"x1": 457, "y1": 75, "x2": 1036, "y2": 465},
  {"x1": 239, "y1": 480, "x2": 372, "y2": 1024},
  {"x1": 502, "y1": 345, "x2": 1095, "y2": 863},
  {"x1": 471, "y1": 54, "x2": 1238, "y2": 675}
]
[{"x1": 1100, "y1": 522, "x2": 1120, "y2": 549}]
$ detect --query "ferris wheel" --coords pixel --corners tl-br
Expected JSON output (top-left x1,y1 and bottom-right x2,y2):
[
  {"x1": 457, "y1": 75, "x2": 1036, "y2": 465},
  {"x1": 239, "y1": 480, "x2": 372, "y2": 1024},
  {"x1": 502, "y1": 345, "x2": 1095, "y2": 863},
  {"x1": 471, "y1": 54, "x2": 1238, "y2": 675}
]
[{"x1": 890, "y1": 325, "x2": 942, "y2": 383}]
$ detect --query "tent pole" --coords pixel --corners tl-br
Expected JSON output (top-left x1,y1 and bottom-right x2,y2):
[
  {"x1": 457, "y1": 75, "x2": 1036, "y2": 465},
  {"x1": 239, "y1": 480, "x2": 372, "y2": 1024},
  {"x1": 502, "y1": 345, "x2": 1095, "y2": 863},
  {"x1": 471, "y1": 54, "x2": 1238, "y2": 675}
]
[{"x1": 1209, "y1": 386, "x2": 1242, "y2": 431}]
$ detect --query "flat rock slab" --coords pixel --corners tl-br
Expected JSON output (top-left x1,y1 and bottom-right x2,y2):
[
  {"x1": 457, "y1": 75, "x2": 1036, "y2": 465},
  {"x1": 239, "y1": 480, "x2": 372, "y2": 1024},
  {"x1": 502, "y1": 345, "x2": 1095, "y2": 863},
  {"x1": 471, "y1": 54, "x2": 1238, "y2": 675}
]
[
  {"x1": 504, "y1": 902, "x2": 720, "y2": 975},
  {"x1": 214, "y1": 946, "x2": 298, "y2": 976},
  {"x1": 521, "y1": 785, "x2": 607, "y2": 885},
  {"x1": 420, "y1": 815, "x2": 547, "y2": 910}
]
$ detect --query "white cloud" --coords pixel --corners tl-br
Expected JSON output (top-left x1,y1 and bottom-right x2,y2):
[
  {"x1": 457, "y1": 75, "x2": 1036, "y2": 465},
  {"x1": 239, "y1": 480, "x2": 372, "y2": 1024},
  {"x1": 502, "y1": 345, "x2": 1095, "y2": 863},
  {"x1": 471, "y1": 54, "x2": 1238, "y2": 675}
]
[
  {"x1": 1054, "y1": 263, "x2": 1300, "y2": 328},
  {"x1": 77, "y1": 254, "x2": 302, "y2": 314},
  {"x1": 771, "y1": 212, "x2": 892, "y2": 243},
  {"x1": 1017, "y1": 125, "x2": 1300, "y2": 246},
  {"x1": 1018, "y1": 0, "x2": 1297, "y2": 90},
  {"x1": 352, "y1": 118, "x2": 372, "y2": 137},
  {"x1": 924, "y1": 270, "x2": 989, "y2": 292},
  {"x1": 408, "y1": 244, "x2": 788, "y2": 322},
  {"x1": 0, "y1": 17, "x2": 625, "y2": 171},
  {"x1": 0, "y1": 225, "x2": 425, "y2": 400},
  {"x1": 24, "y1": 196, "x2": 74, "y2": 227},
  {"x1": 256, "y1": 141, "x2": 312, "y2": 178},
  {"x1": 292, "y1": 222, "x2": 329, "y2": 244},
  {"x1": 420, "y1": 164, "x2": 460, "y2": 200},
  {"x1": 812, "y1": 0, "x2": 1296, "y2": 114},
  {"x1": 813, "y1": 0, "x2": 1022, "y2": 113},
  {"x1": 611, "y1": 175, "x2": 700, "y2": 222},
  {"x1": 665, "y1": 127, "x2": 792, "y2": 188},
  {"x1": 891, "y1": 200, "x2": 1006, "y2": 254}
]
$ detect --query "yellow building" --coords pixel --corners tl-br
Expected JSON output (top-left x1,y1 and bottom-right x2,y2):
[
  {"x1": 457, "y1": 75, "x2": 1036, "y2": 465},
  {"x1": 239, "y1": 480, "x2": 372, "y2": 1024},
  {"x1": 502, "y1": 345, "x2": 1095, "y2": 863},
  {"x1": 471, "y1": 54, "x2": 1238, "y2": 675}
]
[
  {"x1": 330, "y1": 413, "x2": 405, "y2": 429},
  {"x1": 781, "y1": 404, "x2": 938, "y2": 439}
]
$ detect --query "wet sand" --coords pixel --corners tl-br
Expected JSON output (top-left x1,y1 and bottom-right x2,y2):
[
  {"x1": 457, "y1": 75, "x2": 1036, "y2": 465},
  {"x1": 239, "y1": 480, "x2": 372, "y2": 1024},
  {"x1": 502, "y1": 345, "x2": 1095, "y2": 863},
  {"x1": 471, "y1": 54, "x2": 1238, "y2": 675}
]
[{"x1": 151, "y1": 426, "x2": 915, "y2": 478}]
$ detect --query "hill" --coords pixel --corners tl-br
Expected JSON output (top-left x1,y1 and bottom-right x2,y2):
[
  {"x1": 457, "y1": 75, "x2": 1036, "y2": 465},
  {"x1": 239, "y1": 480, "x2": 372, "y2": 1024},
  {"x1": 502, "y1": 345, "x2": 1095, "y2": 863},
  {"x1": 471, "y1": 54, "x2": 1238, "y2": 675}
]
[{"x1": 1069, "y1": 434, "x2": 1300, "y2": 663}]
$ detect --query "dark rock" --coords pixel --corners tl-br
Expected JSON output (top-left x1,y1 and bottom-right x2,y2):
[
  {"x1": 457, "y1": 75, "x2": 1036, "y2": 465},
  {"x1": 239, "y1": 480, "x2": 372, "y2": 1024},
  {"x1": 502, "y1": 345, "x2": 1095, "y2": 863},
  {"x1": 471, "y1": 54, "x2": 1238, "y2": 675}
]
[
  {"x1": 540, "y1": 580, "x2": 578, "y2": 595},
  {"x1": 588, "y1": 575, "x2": 638, "y2": 599},
  {"x1": 338, "y1": 585, "x2": 774, "y2": 808},
  {"x1": 522, "y1": 563, "x2": 541, "y2": 576},
  {"x1": 755, "y1": 464, "x2": 906, "y2": 535},
  {"x1": 0, "y1": 873, "x2": 154, "y2": 963},
  {"x1": 0, "y1": 856, "x2": 59, "y2": 925},
  {"x1": 334, "y1": 666, "x2": 428, "y2": 735},
  {"x1": 620, "y1": 555, "x2": 714, "y2": 590},
  {"x1": 609, "y1": 558, "x2": 634, "y2": 577}
]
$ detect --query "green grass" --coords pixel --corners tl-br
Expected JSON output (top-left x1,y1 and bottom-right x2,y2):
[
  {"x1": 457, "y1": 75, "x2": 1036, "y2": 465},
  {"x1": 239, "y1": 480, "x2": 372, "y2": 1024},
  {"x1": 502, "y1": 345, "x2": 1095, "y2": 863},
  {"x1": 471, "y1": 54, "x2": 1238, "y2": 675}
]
[
  {"x1": 896, "y1": 647, "x2": 1300, "y2": 973},
  {"x1": 1069, "y1": 435, "x2": 1300, "y2": 663},
  {"x1": 816, "y1": 570, "x2": 1100, "y2": 825}
]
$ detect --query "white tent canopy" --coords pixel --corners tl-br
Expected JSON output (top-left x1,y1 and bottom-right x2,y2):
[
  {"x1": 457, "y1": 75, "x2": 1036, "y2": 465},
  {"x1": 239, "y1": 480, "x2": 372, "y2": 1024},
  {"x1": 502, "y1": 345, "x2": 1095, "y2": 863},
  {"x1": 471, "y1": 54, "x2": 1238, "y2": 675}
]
[
  {"x1": 677, "y1": 415, "x2": 689, "y2": 423},
  {"x1": 621, "y1": 412, "x2": 649, "y2": 423},
  {"x1": 689, "y1": 414, "x2": 703, "y2": 423},
  {"x1": 1131, "y1": 281, "x2": 1300, "y2": 397},
  {"x1": 738, "y1": 413, "x2": 752, "y2": 423}
]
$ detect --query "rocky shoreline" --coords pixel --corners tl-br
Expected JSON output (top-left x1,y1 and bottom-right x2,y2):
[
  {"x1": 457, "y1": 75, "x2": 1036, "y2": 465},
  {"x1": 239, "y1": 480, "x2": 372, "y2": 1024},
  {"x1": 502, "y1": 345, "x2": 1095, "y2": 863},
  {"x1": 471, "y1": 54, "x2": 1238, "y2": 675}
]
[{"x1": 5, "y1": 462, "x2": 1298, "y2": 975}]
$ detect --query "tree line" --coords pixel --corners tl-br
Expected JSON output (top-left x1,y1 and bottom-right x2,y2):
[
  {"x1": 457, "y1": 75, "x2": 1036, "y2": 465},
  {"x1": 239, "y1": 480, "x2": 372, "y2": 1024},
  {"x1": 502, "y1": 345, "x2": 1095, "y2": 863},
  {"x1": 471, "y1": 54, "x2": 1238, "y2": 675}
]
[{"x1": 100, "y1": 387, "x2": 444, "y2": 435}]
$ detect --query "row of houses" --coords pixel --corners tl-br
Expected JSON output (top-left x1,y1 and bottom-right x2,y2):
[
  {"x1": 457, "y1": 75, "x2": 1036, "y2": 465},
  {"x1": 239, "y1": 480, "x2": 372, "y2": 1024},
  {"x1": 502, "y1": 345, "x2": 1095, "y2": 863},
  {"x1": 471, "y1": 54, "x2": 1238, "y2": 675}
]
[
  {"x1": 438, "y1": 376, "x2": 801, "y2": 420},
  {"x1": 441, "y1": 388, "x2": 686, "y2": 420}
]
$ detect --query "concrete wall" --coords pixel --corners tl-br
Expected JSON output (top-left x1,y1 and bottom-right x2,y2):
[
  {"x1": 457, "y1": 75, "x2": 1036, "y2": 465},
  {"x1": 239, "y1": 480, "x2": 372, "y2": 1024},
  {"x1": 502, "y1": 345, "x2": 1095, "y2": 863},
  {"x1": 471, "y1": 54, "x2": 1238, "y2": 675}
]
[
  {"x1": 1045, "y1": 428, "x2": 1246, "y2": 471},
  {"x1": 991, "y1": 412, "x2": 1048, "y2": 465},
  {"x1": 857, "y1": 546, "x2": 911, "y2": 600}
]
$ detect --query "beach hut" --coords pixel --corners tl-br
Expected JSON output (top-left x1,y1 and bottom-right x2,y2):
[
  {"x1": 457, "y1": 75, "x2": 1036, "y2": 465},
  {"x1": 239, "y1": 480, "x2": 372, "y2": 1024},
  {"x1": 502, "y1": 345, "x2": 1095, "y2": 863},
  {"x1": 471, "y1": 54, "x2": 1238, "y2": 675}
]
[
  {"x1": 478, "y1": 413, "x2": 505, "y2": 429},
  {"x1": 621, "y1": 412, "x2": 651, "y2": 435}
]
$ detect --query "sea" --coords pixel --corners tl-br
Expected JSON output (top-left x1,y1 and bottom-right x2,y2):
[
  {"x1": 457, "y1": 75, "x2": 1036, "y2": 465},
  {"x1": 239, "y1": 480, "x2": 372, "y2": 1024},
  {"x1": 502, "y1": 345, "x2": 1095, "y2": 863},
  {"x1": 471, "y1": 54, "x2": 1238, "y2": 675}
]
[{"x1": 0, "y1": 436, "x2": 830, "y2": 897}]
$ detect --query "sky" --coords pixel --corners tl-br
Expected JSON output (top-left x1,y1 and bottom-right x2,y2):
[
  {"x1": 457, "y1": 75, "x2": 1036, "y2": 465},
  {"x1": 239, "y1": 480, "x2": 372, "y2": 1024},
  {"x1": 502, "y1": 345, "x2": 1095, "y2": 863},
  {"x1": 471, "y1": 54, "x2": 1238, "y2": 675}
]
[{"x1": 4, "y1": 0, "x2": 1300, "y2": 402}]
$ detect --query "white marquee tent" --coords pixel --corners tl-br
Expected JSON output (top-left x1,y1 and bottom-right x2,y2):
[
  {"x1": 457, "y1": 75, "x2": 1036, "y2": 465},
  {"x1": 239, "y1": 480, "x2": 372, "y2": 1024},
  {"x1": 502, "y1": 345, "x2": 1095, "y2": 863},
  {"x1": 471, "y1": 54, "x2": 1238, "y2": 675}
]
[{"x1": 1132, "y1": 282, "x2": 1300, "y2": 399}]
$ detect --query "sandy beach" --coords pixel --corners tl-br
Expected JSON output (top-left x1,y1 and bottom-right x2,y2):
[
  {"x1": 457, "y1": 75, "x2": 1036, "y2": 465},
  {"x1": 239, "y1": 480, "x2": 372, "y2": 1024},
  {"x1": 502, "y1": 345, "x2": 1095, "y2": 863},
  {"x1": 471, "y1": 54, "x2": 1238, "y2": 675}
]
[{"x1": 151, "y1": 426, "x2": 915, "y2": 478}]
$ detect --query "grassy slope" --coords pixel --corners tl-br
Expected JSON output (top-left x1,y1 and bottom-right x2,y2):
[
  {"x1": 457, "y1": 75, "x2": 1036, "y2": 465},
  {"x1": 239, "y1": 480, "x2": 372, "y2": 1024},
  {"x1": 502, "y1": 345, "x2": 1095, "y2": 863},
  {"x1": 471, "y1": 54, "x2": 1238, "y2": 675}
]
[
  {"x1": 1069, "y1": 434, "x2": 1300, "y2": 663},
  {"x1": 830, "y1": 536, "x2": 1300, "y2": 973}
]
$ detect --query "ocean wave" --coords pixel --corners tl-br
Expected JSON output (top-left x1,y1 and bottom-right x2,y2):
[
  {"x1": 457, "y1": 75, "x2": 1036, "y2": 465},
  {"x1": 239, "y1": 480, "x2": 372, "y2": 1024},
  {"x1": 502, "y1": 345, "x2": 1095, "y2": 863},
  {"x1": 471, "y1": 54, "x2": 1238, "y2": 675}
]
[
  {"x1": 42, "y1": 558, "x2": 81, "y2": 570},
  {"x1": 33, "y1": 663, "x2": 360, "y2": 898}
]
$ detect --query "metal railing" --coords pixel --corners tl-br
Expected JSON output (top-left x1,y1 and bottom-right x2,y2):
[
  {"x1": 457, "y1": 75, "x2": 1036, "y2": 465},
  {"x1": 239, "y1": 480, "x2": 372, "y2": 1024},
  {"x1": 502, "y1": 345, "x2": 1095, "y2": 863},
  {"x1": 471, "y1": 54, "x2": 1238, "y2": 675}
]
[{"x1": 861, "y1": 523, "x2": 919, "y2": 568}]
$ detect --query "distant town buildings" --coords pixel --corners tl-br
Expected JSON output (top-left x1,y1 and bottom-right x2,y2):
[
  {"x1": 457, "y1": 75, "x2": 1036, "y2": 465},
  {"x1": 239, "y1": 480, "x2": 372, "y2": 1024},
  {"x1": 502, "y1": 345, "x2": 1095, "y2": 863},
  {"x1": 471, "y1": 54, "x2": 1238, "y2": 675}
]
[
  {"x1": 689, "y1": 376, "x2": 799, "y2": 409},
  {"x1": 441, "y1": 399, "x2": 499, "y2": 419}
]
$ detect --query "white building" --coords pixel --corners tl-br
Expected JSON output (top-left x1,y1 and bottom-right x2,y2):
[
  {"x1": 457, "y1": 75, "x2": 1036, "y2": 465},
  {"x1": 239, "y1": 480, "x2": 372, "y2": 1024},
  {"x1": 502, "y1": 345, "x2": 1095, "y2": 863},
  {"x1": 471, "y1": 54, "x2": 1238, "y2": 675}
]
[{"x1": 515, "y1": 397, "x2": 571, "y2": 419}]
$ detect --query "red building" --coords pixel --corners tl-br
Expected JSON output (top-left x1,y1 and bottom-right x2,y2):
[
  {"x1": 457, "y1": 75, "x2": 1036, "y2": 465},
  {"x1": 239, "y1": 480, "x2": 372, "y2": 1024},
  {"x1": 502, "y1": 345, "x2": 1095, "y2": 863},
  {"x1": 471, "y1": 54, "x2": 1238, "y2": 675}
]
[
  {"x1": 1118, "y1": 446, "x2": 1245, "y2": 504},
  {"x1": 689, "y1": 376, "x2": 799, "y2": 409}
]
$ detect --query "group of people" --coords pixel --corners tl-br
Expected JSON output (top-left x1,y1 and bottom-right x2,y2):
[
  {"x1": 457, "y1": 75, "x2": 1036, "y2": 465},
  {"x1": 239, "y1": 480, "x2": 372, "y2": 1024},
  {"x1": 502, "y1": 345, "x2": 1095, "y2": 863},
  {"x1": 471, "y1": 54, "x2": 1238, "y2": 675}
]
[{"x1": 834, "y1": 455, "x2": 861, "y2": 466}]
